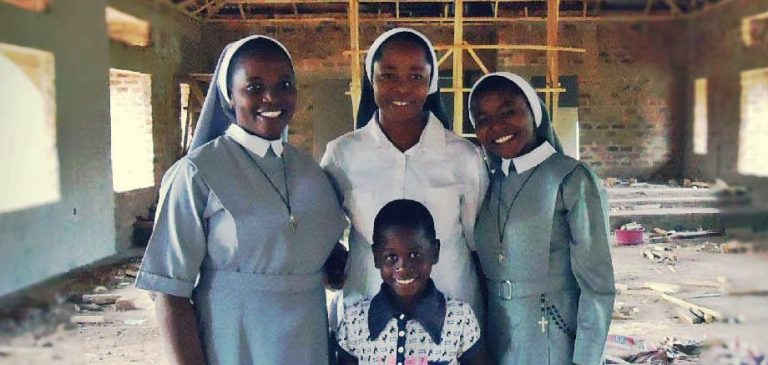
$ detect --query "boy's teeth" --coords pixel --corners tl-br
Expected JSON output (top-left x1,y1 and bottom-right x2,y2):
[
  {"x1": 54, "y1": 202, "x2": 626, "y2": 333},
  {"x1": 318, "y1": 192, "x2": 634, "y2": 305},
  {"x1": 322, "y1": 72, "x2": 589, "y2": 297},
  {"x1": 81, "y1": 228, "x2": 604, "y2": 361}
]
[
  {"x1": 393, "y1": 101, "x2": 410, "y2": 106},
  {"x1": 495, "y1": 134, "x2": 514, "y2": 144},
  {"x1": 396, "y1": 278, "x2": 415, "y2": 285},
  {"x1": 260, "y1": 111, "x2": 282, "y2": 118}
]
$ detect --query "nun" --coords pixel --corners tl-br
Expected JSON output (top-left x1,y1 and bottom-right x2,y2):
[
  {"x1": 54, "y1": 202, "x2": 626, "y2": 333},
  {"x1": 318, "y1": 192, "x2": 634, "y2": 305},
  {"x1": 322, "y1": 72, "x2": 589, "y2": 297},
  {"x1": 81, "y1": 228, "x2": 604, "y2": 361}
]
[
  {"x1": 321, "y1": 28, "x2": 488, "y2": 318},
  {"x1": 135, "y1": 35, "x2": 346, "y2": 364},
  {"x1": 469, "y1": 72, "x2": 616, "y2": 365}
]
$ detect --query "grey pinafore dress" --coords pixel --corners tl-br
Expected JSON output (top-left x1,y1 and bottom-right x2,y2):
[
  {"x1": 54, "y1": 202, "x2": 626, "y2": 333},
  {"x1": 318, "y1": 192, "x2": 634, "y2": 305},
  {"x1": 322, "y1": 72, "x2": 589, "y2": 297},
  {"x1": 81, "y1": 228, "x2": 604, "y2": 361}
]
[
  {"x1": 137, "y1": 135, "x2": 346, "y2": 364},
  {"x1": 476, "y1": 153, "x2": 615, "y2": 365}
]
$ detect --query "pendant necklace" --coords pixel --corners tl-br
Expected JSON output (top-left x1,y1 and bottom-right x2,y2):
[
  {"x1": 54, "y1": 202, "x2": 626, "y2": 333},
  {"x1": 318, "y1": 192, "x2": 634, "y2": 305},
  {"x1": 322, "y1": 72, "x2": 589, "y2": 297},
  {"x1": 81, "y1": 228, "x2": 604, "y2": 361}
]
[
  {"x1": 237, "y1": 144, "x2": 297, "y2": 230},
  {"x1": 496, "y1": 164, "x2": 540, "y2": 264}
]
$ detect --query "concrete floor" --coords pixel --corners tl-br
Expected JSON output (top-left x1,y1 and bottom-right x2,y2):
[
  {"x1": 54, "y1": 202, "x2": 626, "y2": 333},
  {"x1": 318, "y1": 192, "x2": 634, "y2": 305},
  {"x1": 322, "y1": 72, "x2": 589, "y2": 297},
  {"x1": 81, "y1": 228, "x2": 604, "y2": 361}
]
[{"x1": 0, "y1": 234, "x2": 766, "y2": 364}]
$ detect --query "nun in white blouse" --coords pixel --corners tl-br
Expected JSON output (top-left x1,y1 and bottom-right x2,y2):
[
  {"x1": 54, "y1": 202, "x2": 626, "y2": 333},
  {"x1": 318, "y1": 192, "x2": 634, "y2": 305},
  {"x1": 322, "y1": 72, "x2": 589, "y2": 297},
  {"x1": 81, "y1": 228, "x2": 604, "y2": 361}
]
[{"x1": 321, "y1": 28, "x2": 489, "y2": 319}]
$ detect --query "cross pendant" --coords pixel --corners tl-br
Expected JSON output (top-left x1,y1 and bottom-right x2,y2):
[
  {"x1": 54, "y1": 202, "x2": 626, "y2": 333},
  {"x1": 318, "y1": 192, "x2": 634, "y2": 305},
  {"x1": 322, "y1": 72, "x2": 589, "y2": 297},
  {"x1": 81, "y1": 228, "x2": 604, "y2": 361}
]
[
  {"x1": 497, "y1": 252, "x2": 505, "y2": 264},
  {"x1": 288, "y1": 215, "x2": 297, "y2": 230},
  {"x1": 538, "y1": 316, "x2": 549, "y2": 333}
]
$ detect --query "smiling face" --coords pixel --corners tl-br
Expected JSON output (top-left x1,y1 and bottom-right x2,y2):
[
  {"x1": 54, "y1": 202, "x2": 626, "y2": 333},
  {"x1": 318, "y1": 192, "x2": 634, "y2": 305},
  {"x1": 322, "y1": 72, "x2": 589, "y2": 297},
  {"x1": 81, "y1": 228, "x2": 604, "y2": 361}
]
[
  {"x1": 374, "y1": 226, "x2": 439, "y2": 304},
  {"x1": 372, "y1": 38, "x2": 431, "y2": 124},
  {"x1": 471, "y1": 86, "x2": 538, "y2": 159},
  {"x1": 228, "y1": 49, "x2": 296, "y2": 140}
]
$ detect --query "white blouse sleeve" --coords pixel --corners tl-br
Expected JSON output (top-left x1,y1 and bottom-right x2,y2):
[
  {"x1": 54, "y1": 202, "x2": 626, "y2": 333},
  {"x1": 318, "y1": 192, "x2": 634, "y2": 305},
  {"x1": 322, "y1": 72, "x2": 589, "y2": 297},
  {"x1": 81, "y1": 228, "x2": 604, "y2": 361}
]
[
  {"x1": 135, "y1": 158, "x2": 209, "y2": 298},
  {"x1": 460, "y1": 146, "x2": 489, "y2": 252},
  {"x1": 320, "y1": 140, "x2": 345, "y2": 205}
]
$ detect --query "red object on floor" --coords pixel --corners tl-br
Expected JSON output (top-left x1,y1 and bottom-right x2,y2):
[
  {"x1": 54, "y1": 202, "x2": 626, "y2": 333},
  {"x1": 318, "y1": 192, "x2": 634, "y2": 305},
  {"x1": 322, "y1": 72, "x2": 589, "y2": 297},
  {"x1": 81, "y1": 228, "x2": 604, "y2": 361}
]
[{"x1": 615, "y1": 228, "x2": 645, "y2": 245}]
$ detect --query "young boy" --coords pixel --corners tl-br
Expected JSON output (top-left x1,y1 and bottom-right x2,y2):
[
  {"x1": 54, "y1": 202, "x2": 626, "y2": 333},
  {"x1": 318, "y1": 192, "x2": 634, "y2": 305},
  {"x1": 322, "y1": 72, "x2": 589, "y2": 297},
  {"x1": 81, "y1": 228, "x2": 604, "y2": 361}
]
[{"x1": 336, "y1": 199, "x2": 486, "y2": 365}]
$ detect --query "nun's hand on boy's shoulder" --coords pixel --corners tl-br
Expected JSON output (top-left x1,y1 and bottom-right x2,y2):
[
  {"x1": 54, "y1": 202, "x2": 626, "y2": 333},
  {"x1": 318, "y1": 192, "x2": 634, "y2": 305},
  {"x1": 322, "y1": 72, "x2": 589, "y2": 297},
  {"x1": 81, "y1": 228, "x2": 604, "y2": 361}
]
[{"x1": 322, "y1": 242, "x2": 349, "y2": 290}]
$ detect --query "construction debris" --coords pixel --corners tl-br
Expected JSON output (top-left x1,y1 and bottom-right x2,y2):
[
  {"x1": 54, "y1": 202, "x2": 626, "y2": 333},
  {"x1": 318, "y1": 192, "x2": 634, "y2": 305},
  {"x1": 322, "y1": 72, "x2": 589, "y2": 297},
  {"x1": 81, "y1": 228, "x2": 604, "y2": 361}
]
[
  {"x1": 115, "y1": 299, "x2": 137, "y2": 311},
  {"x1": 74, "y1": 303, "x2": 102, "y2": 312},
  {"x1": 669, "y1": 229, "x2": 721, "y2": 239},
  {"x1": 81, "y1": 294, "x2": 121, "y2": 305},
  {"x1": 608, "y1": 337, "x2": 767, "y2": 365},
  {"x1": 620, "y1": 222, "x2": 644, "y2": 231},
  {"x1": 70, "y1": 315, "x2": 105, "y2": 324},
  {"x1": 660, "y1": 293, "x2": 721, "y2": 322},
  {"x1": 644, "y1": 281, "x2": 682, "y2": 294},
  {"x1": 612, "y1": 301, "x2": 639, "y2": 320},
  {"x1": 695, "y1": 241, "x2": 722, "y2": 254},
  {"x1": 674, "y1": 307, "x2": 703, "y2": 324},
  {"x1": 123, "y1": 319, "x2": 146, "y2": 326},
  {"x1": 690, "y1": 181, "x2": 709, "y2": 189},
  {"x1": 642, "y1": 246, "x2": 678, "y2": 266},
  {"x1": 699, "y1": 339, "x2": 766, "y2": 365},
  {"x1": 680, "y1": 279, "x2": 721, "y2": 288},
  {"x1": 711, "y1": 178, "x2": 748, "y2": 196},
  {"x1": 616, "y1": 337, "x2": 711, "y2": 364},
  {"x1": 722, "y1": 240, "x2": 754, "y2": 254}
]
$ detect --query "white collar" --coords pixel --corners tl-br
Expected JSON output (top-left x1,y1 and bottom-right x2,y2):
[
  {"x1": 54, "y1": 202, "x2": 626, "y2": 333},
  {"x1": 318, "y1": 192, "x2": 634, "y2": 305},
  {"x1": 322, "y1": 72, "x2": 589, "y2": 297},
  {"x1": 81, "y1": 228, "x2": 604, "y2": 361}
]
[
  {"x1": 225, "y1": 124, "x2": 284, "y2": 157},
  {"x1": 365, "y1": 112, "x2": 445, "y2": 153},
  {"x1": 500, "y1": 141, "x2": 557, "y2": 175}
]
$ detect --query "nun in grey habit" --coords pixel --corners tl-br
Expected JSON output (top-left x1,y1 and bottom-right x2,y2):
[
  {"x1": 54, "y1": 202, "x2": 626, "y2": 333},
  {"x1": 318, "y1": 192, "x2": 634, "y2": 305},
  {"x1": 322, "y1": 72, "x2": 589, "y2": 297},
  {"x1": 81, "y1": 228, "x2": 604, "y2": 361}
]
[
  {"x1": 470, "y1": 72, "x2": 616, "y2": 365},
  {"x1": 135, "y1": 35, "x2": 346, "y2": 364}
]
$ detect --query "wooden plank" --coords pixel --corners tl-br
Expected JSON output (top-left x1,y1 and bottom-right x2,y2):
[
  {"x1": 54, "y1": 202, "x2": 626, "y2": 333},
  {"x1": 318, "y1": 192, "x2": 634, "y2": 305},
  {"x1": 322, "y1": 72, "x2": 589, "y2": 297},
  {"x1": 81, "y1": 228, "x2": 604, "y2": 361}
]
[
  {"x1": 724, "y1": 287, "x2": 768, "y2": 297},
  {"x1": 207, "y1": 0, "x2": 227, "y2": 19},
  {"x1": 348, "y1": 0, "x2": 361, "y2": 124},
  {"x1": 675, "y1": 307, "x2": 703, "y2": 324},
  {"x1": 192, "y1": 0, "x2": 217, "y2": 16},
  {"x1": 436, "y1": 48, "x2": 453, "y2": 67},
  {"x1": 345, "y1": 44, "x2": 587, "y2": 54},
  {"x1": 189, "y1": 81, "x2": 207, "y2": 106},
  {"x1": 546, "y1": 0, "x2": 560, "y2": 120},
  {"x1": 71, "y1": 315, "x2": 106, "y2": 324},
  {"x1": 464, "y1": 42, "x2": 489, "y2": 74},
  {"x1": 644, "y1": 281, "x2": 681, "y2": 294},
  {"x1": 661, "y1": 293, "x2": 722, "y2": 320},
  {"x1": 203, "y1": 15, "x2": 681, "y2": 25},
  {"x1": 82, "y1": 294, "x2": 121, "y2": 305},
  {"x1": 680, "y1": 279, "x2": 721, "y2": 288},
  {"x1": 452, "y1": 0, "x2": 464, "y2": 134}
]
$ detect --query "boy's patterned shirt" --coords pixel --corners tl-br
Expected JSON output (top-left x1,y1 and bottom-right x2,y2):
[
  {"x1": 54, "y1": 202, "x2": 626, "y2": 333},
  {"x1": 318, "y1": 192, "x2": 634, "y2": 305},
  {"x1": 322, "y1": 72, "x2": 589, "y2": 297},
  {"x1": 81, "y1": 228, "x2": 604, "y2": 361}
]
[{"x1": 336, "y1": 282, "x2": 481, "y2": 365}]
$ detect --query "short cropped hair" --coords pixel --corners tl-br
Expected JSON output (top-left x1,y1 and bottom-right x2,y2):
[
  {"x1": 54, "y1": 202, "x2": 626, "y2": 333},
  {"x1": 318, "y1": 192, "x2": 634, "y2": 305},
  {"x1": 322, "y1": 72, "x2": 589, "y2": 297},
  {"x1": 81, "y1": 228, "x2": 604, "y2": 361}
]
[{"x1": 372, "y1": 199, "x2": 437, "y2": 249}]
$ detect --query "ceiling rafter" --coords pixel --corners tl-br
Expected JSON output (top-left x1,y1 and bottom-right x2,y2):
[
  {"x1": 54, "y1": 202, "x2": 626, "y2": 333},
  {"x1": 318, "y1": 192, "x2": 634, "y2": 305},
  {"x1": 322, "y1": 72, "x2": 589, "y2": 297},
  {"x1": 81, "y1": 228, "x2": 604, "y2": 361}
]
[{"x1": 158, "y1": 0, "x2": 725, "y2": 23}]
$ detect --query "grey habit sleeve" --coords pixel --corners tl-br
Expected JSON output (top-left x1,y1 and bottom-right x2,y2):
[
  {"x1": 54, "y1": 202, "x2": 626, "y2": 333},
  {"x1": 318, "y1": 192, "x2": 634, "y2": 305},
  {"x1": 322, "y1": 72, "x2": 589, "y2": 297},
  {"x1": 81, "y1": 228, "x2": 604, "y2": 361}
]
[
  {"x1": 563, "y1": 164, "x2": 616, "y2": 365},
  {"x1": 135, "y1": 159, "x2": 209, "y2": 298}
]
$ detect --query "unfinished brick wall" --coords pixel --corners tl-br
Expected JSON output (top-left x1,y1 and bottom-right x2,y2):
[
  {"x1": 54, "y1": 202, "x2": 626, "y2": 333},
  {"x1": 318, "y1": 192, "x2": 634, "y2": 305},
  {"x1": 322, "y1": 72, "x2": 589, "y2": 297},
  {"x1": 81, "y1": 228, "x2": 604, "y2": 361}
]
[
  {"x1": 686, "y1": 0, "x2": 768, "y2": 204},
  {"x1": 274, "y1": 21, "x2": 687, "y2": 180},
  {"x1": 200, "y1": 20, "x2": 693, "y2": 180},
  {"x1": 497, "y1": 21, "x2": 687, "y2": 180}
]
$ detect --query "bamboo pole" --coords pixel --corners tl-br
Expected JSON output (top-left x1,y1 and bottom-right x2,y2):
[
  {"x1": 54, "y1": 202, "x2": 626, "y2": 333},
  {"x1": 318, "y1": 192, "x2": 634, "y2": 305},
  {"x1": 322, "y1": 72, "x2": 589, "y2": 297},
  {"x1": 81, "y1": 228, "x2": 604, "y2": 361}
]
[
  {"x1": 452, "y1": 0, "x2": 464, "y2": 134},
  {"x1": 546, "y1": 0, "x2": 560, "y2": 122},
  {"x1": 464, "y1": 42, "x2": 489, "y2": 74},
  {"x1": 344, "y1": 44, "x2": 586, "y2": 55},
  {"x1": 348, "y1": 0, "x2": 362, "y2": 124}
]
